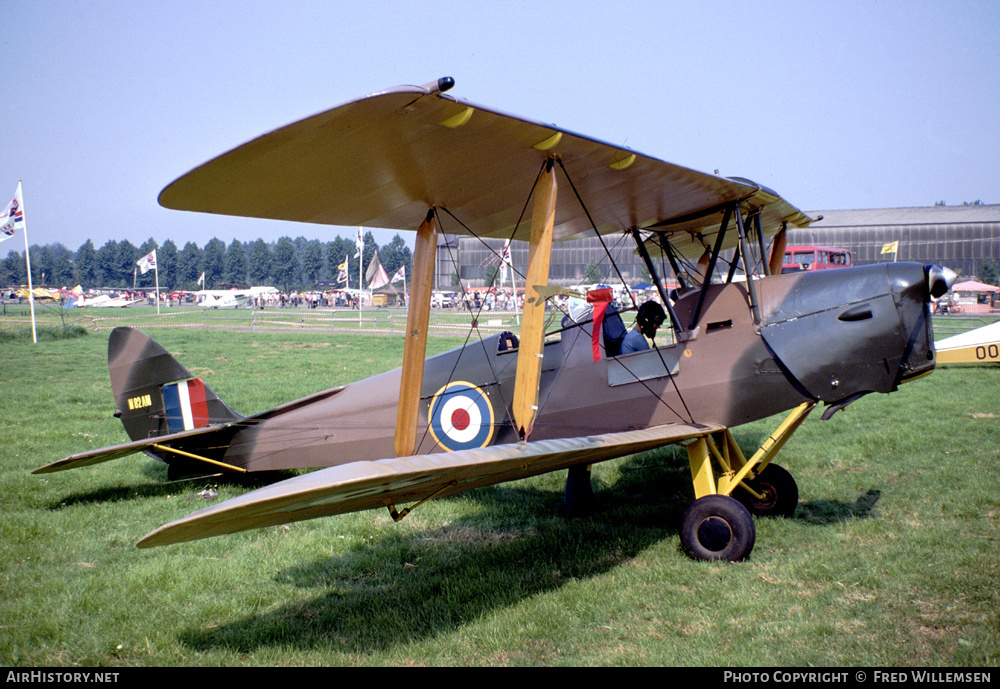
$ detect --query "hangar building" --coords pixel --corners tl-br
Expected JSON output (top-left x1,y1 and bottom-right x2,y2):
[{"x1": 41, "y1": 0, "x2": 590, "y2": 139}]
[
  {"x1": 434, "y1": 204, "x2": 1000, "y2": 289},
  {"x1": 786, "y1": 205, "x2": 1000, "y2": 278}
]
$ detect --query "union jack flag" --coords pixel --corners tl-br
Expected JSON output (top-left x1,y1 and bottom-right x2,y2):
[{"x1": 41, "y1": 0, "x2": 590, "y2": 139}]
[
  {"x1": 0, "y1": 185, "x2": 24, "y2": 243},
  {"x1": 137, "y1": 250, "x2": 157, "y2": 274},
  {"x1": 500, "y1": 239, "x2": 511, "y2": 266}
]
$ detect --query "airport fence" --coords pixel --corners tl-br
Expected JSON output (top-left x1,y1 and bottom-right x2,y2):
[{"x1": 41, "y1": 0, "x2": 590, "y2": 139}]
[
  {"x1": 72, "y1": 305, "x2": 526, "y2": 338},
  {"x1": 932, "y1": 313, "x2": 1000, "y2": 338},
  {"x1": 5, "y1": 298, "x2": 997, "y2": 342}
]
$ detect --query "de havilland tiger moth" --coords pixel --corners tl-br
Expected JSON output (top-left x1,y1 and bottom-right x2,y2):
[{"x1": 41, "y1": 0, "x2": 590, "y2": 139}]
[{"x1": 35, "y1": 78, "x2": 956, "y2": 561}]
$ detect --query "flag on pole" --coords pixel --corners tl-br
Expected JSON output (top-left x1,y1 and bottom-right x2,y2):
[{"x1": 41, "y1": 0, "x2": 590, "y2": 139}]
[
  {"x1": 336, "y1": 259, "x2": 349, "y2": 284},
  {"x1": 354, "y1": 227, "x2": 364, "y2": 258},
  {"x1": 137, "y1": 250, "x2": 157, "y2": 274},
  {"x1": 1, "y1": 185, "x2": 24, "y2": 243},
  {"x1": 137, "y1": 249, "x2": 161, "y2": 314},
  {"x1": 364, "y1": 252, "x2": 379, "y2": 283},
  {"x1": 370, "y1": 267, "x2": 390, "y2": 289},
  {"x1": 390, "y1": 266, "x2": 405, "y2": 284},
  {"x1": 197, "y1": 272, "x2": 205, "y2": 286},
  {"x1": 500, "y1": 239, "x2": 513, "y2": 288},
  {"x1": 880, "y1": 241, "x2": 899, "y2": 255},
  {"x1": 366, "y1": 252, "x2": 390, "y2": 289},
  {"x1": 7, "y1": 181, "x2": 37, "y2": 342}
]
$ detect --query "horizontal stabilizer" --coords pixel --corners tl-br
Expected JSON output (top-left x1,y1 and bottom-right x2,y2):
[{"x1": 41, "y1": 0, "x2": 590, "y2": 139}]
[
  {"x1": 138, "y1": 422, "x2": 723, "y2": 548},
  {"x1": 32, "y1": 424, "x2": 237, "y2": 474}
]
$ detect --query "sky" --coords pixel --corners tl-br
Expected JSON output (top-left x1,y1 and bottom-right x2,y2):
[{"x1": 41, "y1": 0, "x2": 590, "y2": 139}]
[{"x1": 3, "y1": 0, "x2": 999, "y2": 256}]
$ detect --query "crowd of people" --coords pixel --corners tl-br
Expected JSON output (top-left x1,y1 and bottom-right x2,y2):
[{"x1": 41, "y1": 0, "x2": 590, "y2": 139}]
[
  {"x1": 3, "y1": 284, "x2": 665, "y2": 323},
  {"x1": 443, "y1": 288, "x2": 523, "y2": 312}
]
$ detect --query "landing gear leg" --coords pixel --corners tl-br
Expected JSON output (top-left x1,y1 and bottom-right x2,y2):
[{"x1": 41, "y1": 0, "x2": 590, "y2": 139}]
[{"x1": 680, "y1": 402, "x2": 815, "y2": 561}]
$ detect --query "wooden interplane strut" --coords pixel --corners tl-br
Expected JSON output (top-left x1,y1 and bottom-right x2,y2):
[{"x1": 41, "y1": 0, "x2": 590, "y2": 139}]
[
  {"x1": 512, "y1": 159, "x2": 557, "y2": 439},
  {"x1": 394, "y1": 210, "x2": 438, "y2": 457}
]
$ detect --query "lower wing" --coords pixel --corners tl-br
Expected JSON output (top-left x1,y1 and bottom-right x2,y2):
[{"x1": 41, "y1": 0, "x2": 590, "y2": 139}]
[{"x1": 138, "y1": 422, "x2": 723, "y2": 548}]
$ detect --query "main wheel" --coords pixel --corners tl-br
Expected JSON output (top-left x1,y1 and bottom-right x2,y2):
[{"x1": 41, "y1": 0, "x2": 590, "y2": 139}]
[
  {"x1": 680, "y1": 495, "x2": 756, "y2": 562},
  {"x1": 735, "y1": 463, "x2": 798, "y2": 518}
]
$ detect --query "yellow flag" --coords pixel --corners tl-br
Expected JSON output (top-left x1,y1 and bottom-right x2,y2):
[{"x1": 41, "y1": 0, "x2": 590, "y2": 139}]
[{"x1": 881, "y1": 241, "x2": 899, "y2": 254}]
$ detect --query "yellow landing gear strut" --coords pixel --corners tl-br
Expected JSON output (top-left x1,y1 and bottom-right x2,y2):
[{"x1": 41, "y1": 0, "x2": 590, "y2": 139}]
[{"x1": 680, "y1": 402, "x2": 816, "y2": 562}]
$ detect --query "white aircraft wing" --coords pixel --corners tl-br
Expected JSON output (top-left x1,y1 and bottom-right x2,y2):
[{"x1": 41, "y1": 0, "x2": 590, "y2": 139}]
[{"x1": 936, "y1": 321, "x2": 1000, "y2": 364}]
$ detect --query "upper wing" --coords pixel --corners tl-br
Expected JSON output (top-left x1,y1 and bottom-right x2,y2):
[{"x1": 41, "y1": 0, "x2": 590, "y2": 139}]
[
  {"x1": 138, "y1": 421, "x2": 722, "y2": 548},
  {"x1": 158, "y1": 80, "x2": 809, "y2": 245},
  {"x1": 641, "y1": 181, "x2": 812, "y2": 260}
]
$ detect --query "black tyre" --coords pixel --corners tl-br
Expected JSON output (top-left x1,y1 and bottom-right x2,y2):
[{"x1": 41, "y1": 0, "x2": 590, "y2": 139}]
[
  {"x1": 680, "y1": 495, "x2": 756, "y2": 562},
  {"x1": 736, "y1": 463, "x2": 798, "y2": 518}
]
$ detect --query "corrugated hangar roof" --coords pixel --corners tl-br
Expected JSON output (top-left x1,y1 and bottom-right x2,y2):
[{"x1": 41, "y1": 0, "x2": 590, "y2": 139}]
[{"x1": 806, "y1": 205, "x2": 1000, "y2": 227}]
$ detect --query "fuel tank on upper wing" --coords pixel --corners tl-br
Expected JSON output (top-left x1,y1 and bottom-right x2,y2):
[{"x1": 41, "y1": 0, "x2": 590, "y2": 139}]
[{"x1": 756, "y1": 262, "x2": 949, "y2": 405}]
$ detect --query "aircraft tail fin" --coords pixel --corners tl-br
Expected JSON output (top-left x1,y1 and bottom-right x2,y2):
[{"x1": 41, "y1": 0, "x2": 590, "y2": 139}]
[{"x1": 108, "y1": 327, "x2": 244, "y2": 442}]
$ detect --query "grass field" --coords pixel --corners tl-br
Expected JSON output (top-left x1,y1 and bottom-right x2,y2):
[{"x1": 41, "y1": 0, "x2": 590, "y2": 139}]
[{"x1": 1, "y1": 314, "x2": 998, "y2": 667}]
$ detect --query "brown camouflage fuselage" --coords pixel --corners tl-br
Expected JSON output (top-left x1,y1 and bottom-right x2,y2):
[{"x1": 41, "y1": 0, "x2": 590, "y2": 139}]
[{"x1": 99, "y1": 261, "x2": 935, "y2": 475}]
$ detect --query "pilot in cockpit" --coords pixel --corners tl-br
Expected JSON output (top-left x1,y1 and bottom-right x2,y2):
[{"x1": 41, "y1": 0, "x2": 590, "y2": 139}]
[{"x1": 621, "y1": 301, "x2": 666, "y2": 354}]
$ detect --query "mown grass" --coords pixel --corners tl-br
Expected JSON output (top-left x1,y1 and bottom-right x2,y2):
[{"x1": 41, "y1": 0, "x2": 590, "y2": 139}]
[{"x1": 1, "y1": 318, "x2": 997, "y2": 666}]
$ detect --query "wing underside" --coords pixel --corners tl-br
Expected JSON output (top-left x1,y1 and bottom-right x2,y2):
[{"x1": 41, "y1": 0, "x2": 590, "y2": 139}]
[
  {"x1": 158, "y1": 82, "x2": 810, "y2": 252},
  {"x1": 138, "y1": 421, "x2": 723, "y2": 548}
]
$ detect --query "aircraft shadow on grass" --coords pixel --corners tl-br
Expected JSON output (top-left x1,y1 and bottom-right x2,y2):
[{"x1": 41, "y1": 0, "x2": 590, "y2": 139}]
[
  {"x1": 795, "y1": 490, "x2": 882, "y2": 524},
  {"x1": 175, "y1": 450, "x2": 880, "y2": 655},
  {"x1": 178, "y1": 488, "x2": 677, "y2": 654}
]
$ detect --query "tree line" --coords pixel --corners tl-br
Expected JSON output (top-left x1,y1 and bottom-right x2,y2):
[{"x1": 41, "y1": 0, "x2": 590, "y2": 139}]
[{"x1": 0, "y1": 231, "x2": 413, "y2": 293}]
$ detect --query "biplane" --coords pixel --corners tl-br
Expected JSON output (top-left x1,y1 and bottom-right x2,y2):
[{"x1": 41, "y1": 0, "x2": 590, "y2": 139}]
[{"x1": 35, "y1": 78, "x2": 956, "y2": 561}]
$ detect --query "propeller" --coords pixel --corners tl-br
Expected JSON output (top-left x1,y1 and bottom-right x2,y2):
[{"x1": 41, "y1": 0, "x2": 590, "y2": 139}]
[{"x1": 925, "y1": 265, "x2": 957, "y2": 300}]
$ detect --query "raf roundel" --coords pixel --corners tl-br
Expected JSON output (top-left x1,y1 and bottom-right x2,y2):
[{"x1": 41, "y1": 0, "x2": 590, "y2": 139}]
[{"x1": 428, "y1": 381, "x2": 495, "y2": 452}]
